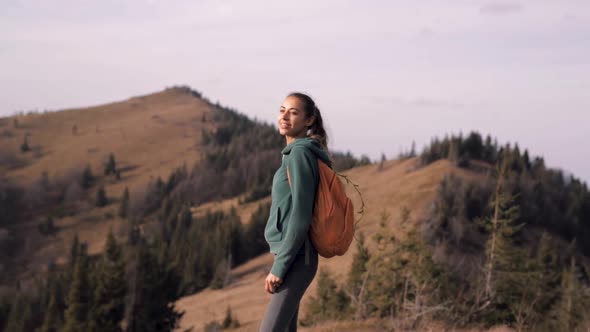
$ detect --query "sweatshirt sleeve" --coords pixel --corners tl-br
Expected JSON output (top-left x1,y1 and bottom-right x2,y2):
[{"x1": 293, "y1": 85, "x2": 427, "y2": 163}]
[{"x1": 270, "y1": 146, "x2": 318, "y2": 279}]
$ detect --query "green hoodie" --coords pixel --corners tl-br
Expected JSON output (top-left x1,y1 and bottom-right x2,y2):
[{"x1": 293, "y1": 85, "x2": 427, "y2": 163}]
[{"x1": 264, "y1": 137, "x2": 332, "y2": 279}]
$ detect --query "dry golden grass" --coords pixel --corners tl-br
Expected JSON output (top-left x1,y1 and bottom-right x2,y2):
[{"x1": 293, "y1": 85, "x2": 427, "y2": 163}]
[
  {"x1": 0, "y1": 87, "x2": 214, "y2": 282},
  {"x1": 190, "y1": 196, "x2": 272, "y2": 225},
  {"x1": 2, "y1": 88, "x2": 213, "y2": 193},
  {"x1": 174, "y1": 157, "x2": 486, "y2": 332},
  {"x1": 295, "y1": 319, "x2": 513, "y2": 332}
]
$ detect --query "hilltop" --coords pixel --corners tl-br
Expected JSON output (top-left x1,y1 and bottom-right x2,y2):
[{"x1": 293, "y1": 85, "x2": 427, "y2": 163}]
[
  {"x1": 0, "y1": 86, "x2": 213, "y2": 283},
  {"x1": 1, "y1": 86, "x2": 212, "y2": 191}
]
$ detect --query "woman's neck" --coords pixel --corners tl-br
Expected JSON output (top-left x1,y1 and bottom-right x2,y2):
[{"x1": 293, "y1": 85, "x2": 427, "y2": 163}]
[{"x1": 285, "y1": 135, "x2": 305, "y2": 146}]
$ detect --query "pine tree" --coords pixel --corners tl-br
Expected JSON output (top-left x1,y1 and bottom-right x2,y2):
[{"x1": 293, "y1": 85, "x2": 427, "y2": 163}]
[
  {"x1": 346, "y1": 232, "x2": 370, "y2": 321},
  {"x1": 510, "y1": 143, "x2": 524, "y2": 173},
  {"x1": 367, "y1": 207, "x2": 449, "y2": 328},
  {"x1": 366, "y1": 209, "x2": 399, "y2": 317},
  {"x1": 39, "y1": 285, "x2": 61, "y2": 332},
  {"x1": 159, "y1": 197, "x2": 171, "y2": 221},
  {"x1": 38, "y1": 215, "x2": 56, "y2": 235},
  {"x1": 448, "y1": 139, "x2": 461, "y2": 165},
  {"x1": 480, "y1": 151, "x2": 522, "y2": 301},
  {"x1": 20, "y1": 135, "x2": 30, "y2": 152},
  {"x1": 104, "y1": 153, "x2": 117, "y2": 176},
  {"x1": 209, "y1": 257, "x2": 231, "y2": 290},
  {"x1": 90, "y1": 228, "x2": 126, "y2": 332},
  {"x1": 96, "y1": 185, "x2": 108, "y2": 207},
  {"x1": 178, "y1": 248, "x2": 198, "y2": 295},
  {"x1": 523, "y1": 232, "x2": 561, "y2": 330},
  {"x1": 227, "y1": 207, "x2": 245, "y2": 265},
  {"x1": 549, "y1": 244, "x2": 590, "y2": 331},
  {"x1": 243, "y1": 202, "x2": 270, "y2": 258},
  {"x1": 476, "y1": 151, "x2": 542, "y2": 327},
  {"x1": 221, "y1": 306, "x2": 240, "y2": 329},
  {"x1": 69, "y1": 234, "x2": 79, "y2": 270},
  {"x1": 81, "y1": 164, "x2": 94, "y2": 189},
  {"x1": 522, "y1": 149, "x2": 531, "y2": 171},
  {"x1": 378, "y1": 153, "x2": 386, "y2": 171},
  {"x1": 40, "y1": 170, "x2": 50, "y2": 190},
  {"x1": 162, "y1": 200, "x2": 180, "y2": 244},
  {"x1": 119, "y1": 187, "x2": 130, "y2": 218},
  {"x1": 4, "y1": 295, "x2": 33, "y2": 332},
  {"x1": 127, "y1": 241, "x2": 182, "y2": 332},
  {"x1": 303, "y1": 268, "x2": 350, "y2": 325},
  {"x1": 209, "y1": 207, "x2": 246, "y2": 288},
  {"x1": 0, "y1": 296, "x2": 10, "y2": 331},
  {"x1": 483, "y1": 134, "x2": 494, "y2": 162},
  {"x1": 63, "y1": 253, "x2": 91, "y2": 332}
]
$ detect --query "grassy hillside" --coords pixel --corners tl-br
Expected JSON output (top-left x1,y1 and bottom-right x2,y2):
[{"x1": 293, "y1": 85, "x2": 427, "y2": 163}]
[
  {"x1": 1, "y1": 86, "x2": 211, "y2": 191},
  {"x1": 172, "y1": 134, "x2": 590, "y2": 331},
  {"x1": 174, "y1": 157, "x2": 480, "y2": 331},
  {"x1": 0, "y1": 86, "x2": 213, "y2": 284}
]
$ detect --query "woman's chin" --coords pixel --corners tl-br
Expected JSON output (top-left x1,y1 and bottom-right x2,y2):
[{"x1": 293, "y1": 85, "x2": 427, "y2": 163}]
[{"x1": 278, "y1": 128, "x2": 304, "y2": 138}]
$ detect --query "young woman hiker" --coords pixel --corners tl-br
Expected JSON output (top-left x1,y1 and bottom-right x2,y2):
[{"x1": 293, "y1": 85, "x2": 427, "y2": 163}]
[{"x1": 259, "y1": 92, "x2": 332, "y2": 332}]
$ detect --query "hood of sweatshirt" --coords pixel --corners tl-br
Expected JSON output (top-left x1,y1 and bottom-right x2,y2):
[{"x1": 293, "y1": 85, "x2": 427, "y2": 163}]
[{"x1": 281, "y1": 137, "x2": 332, "y2": 168}]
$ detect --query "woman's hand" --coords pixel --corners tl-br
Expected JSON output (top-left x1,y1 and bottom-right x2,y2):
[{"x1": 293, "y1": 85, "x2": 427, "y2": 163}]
[{"x1": 265, "y1": 272, "x2": 282, "y2": 294}]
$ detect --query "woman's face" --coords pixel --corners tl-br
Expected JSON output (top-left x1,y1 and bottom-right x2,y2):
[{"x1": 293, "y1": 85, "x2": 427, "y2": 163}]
[{"x1": 278, "y1": 96, "x2": 315, "y2": 138}]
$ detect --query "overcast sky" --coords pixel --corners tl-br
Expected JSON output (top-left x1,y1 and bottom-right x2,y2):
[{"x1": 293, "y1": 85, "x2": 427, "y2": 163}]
[{"x1": 1, "y1": 0, "x2": 589, "y2": 183}]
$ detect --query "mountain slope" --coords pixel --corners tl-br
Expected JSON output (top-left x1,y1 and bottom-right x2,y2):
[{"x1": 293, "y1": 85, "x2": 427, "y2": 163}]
[
  {"x1": 174, "y1": 156, "x2": 477, "y2": 331},
  {"x1": 0, "y1": 86, "x2": 214, "y2": 283},
  {"x1": 2, "y1": 86, "x2": 212, "y2": 192}
]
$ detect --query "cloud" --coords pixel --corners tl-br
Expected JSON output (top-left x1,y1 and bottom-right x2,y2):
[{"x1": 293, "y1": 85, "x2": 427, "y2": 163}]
[{"x1": 480, "y1": 2, "x2": 523, "y2": 15}]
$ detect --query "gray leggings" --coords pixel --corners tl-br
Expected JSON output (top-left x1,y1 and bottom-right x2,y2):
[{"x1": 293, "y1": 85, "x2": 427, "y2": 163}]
[{"x1": 259, "y1": 251, "x2": 319, "y2": 332}]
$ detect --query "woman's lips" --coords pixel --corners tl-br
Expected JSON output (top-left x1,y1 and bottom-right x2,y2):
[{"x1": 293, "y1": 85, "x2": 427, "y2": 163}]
[{"x1": 280, "y1": 123, "x2": 290, "y2": 129}]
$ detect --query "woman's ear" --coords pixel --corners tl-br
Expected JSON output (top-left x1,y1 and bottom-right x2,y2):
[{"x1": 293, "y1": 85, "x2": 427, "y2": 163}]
[{"x1": 305, "y1": 115, "x2": 316, "y2": 128}]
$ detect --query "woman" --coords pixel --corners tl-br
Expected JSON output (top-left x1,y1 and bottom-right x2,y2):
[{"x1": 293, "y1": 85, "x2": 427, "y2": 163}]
[{"x1": 259, "y1": 92, "x2": 332, "y2": 332}]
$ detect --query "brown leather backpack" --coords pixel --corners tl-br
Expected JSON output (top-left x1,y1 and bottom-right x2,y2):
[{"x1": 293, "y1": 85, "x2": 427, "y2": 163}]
[{"x1": 287, "y1": 159, "x2": 355, "y2": 258}]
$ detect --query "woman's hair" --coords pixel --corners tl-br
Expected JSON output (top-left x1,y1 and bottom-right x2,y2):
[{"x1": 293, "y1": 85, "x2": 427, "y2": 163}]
[{"x1": 287, "y1": 92, "x2": 328, "y2": 150}]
